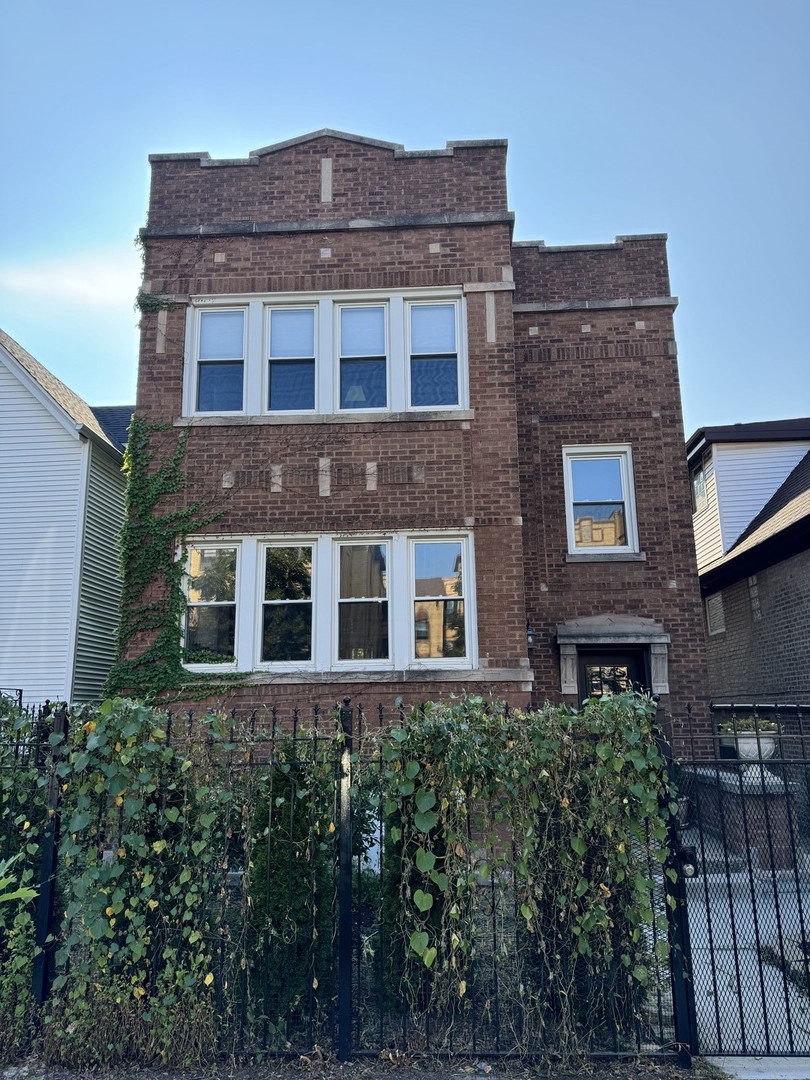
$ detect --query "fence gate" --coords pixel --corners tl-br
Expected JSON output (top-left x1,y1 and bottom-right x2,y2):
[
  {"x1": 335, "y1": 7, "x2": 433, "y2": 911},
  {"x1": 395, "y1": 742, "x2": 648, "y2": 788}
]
[{"x1": 677, "y1": 703, "x2": 810, "y2": 1059}]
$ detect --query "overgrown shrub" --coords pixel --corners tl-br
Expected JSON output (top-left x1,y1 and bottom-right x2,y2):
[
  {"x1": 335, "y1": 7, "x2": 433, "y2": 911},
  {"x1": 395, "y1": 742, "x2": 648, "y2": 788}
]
[{"x1": 0, "y1": 691, "x2": 676, "y2": 1066}]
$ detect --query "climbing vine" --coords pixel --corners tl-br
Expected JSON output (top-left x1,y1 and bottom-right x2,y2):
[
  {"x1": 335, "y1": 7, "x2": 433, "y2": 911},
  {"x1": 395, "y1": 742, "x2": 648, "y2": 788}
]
[
  {"x1": 377, "y1": 693, "x2": 676, "y2": 1055},
  {"x1": 105, "y1": 415, "x2": 243, "y2": 701}
]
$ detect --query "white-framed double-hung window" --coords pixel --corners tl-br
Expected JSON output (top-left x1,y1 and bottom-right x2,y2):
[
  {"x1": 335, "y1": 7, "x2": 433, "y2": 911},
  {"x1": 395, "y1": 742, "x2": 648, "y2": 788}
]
[
  {"x1": 184, "y1": 289, "x2": 466, "y2": 418},
  {"x1": 182, "y1": 544, "x2": 239, "y2": 664},
  {"x1": 408, "y1": 302, "x2": 460, "y2": 408},
  {"x1": 562, "y1": 445, "x2": 639, "y2": 555},
  {"x1": 195, "y1": 310, "x2": 245, "y2": 413},
  {"x1": 182, "y1": 533, "x2": 475, "y2": 673},
  {"x1": 267, "y1": 308, "x2": 317, "y2": 412}
]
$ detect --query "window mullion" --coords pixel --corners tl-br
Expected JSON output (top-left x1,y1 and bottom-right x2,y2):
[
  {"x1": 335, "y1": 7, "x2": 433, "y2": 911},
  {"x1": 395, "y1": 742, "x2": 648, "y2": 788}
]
[
  {"x1": 233, "y1": 539, "x2": 254, "y2": 670},
  {"x1": 389, "y1": 295, "x2": 405, "y2": 412},
  {"x1": 318, "y1": 298, "x2": 332, "y2": 413},
  {"x1": 244, "y1": 301, "x2": 263, "y2": 415},
  {"x1": 391, "y1": 533, "x2": 409, "y2": 668},
  {"x1": 315, "y1": 535, "x2": 332, "y2": 669}
]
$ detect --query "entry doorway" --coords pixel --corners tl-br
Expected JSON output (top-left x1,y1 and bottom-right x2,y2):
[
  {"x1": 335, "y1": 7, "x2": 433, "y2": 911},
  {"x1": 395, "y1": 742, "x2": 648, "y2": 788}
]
[{"x1": 577, "y1": 649, "x2": 649, "y2": 700}]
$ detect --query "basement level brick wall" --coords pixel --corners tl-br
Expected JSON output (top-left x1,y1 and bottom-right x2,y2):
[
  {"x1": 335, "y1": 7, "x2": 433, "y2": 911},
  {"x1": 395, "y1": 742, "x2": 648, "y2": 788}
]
[{"x1": 132, "y1": 130, "x2": 709, "y2": 753}]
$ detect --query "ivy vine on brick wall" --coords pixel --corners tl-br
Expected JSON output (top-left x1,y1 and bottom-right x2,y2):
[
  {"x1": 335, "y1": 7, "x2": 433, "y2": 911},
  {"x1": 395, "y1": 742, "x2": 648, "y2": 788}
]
[{"x1": 105, "y1": 415, "x2": 242, "y2": 701}]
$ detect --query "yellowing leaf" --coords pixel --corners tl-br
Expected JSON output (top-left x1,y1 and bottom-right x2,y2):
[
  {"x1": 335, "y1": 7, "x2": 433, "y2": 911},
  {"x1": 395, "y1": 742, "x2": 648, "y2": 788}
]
[
  {"x1": 312, "y1": 976, "x2": 319, "y2": 989},
  {"x1": 83, "y1": 720, "x2": 96, "y2": 733},
  {"x1": 204, "y1": 972, "x2": 214, "y2": 987},
  {"x1": 22, "y1": 820, "x2": 30, "y2": 831},
  {"x1": 459, "y1": 980, "x2": 467, "y2": 998},
  {"x1": 561, "y1": 796, "x2": 570, "y2": 809},
  {"x1": 328, "y1": 822, "x2": 335, "y2": 834},
  {"x1": 599, "y1": 883, "x2": 612, "y2": 898},
  {"x1": 133, "y1": 986, "x2": 145, "y2": 999},
  {"x1": 115, "y1": 795, "x2": 124, "y2": 807},
  {"x1": 105, "y1": 906, "x2": 114, "y2": 916},
  {"x1": 117, "y1": 848, "x2": 126, "y2": 858},
  {"x1": 147, "y1": 899, "x2": 159, "y2": 910}
]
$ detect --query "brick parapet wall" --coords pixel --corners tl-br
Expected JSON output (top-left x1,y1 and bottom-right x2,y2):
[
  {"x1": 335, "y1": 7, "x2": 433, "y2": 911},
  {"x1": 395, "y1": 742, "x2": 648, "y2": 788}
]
[
  {"x1": 511, "y1": 235, "x2": 670, "y2": 305},
  {"x1": 705, "y1": 549, "x2": 810, "y2": 702},
  {"x1": 146, "y1": 137, "x2": 509, "y2": 230}
]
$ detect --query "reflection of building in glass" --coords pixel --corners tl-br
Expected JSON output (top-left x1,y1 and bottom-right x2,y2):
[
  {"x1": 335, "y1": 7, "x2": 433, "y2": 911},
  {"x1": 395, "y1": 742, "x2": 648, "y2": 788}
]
[
  {"x1": 574, "y1": 509, "x2": 626, "y2": 548},
  {"x1": 414, "y1": 577, "x2": 465, "y2": 659},
  {"x1": 185, "y1": 546, "x2": 237, "y2": 662}
]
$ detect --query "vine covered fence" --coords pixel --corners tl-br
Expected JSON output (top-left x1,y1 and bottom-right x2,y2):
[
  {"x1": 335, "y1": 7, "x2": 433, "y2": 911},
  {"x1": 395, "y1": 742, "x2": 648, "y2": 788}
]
[{"x1": 0, "y1": 693, "x2": 685, "y2": 1068}]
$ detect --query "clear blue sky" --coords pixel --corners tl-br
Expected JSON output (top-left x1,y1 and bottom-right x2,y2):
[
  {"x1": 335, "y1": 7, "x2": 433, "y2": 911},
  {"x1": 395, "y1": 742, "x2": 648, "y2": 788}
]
[{"x1": 1, "y1": 0, "x2": 808, "y2": 437}]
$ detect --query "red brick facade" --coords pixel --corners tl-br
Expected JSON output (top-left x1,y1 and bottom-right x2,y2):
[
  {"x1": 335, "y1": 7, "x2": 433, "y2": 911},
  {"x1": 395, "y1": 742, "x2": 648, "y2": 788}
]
[{"x1": 132, "y1": 130, "x2": 708, "y2": 747}]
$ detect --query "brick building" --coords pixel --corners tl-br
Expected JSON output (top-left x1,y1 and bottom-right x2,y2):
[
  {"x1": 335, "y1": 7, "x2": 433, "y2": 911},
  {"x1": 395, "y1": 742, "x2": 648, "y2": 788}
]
[
  {"x1": 131, "y1": 129, "x2": 708, "y2": 743},
  {"x1": 687, "y1": 418, "x2": 810, "y2": 703}
]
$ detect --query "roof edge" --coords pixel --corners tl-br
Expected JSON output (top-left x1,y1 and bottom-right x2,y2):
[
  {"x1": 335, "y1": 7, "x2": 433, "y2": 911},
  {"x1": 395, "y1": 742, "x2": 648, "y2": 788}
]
[{"x1": 149, "y1": 132, "x2": 509, "y2": 166}]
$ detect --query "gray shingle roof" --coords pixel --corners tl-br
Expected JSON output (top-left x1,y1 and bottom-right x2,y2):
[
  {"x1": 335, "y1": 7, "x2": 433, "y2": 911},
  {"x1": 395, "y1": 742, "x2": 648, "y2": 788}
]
[{"x1": 91, "y1": 406, "x2": 134, "y2": 453}]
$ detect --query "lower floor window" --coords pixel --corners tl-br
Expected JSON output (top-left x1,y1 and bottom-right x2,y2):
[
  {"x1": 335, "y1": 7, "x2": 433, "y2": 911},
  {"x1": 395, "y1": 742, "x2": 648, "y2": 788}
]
[{"x1": 182, "y1": 532, "x2": 475, "y2": 673}]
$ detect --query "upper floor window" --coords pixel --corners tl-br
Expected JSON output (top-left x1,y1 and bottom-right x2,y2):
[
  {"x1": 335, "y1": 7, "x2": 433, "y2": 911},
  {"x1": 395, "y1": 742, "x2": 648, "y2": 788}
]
[
  {"x1": 184, "y1": 288, "x2": 467, "y2": 418},
  {"x1": 197, "y1": 310, "x2": 245, "y2": 412},
  {"x1": 562, "y1": 445, "x2": 639, "y2": 555},
  {"x1": 690, "y1": 450, "x2": 710, "y2": 513},
  {"x1": 181, "y1": 532, "x2": 476, "y2": 674}
]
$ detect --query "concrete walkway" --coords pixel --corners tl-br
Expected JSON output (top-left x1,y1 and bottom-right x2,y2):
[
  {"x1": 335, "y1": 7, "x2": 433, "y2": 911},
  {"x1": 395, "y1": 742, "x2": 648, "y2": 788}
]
[{"x1": 706, "y1": 1056, "x2": 810, "y2": 1079}]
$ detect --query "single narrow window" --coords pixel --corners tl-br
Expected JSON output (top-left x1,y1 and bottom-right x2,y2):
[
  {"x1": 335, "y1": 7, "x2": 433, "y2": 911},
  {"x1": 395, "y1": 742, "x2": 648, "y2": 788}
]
[
  {"x1": 184, "y1": 546, "x2": 237, "y2": 663},
  {"x1": 339, "y1": 306, "x2": 387, "y2": 409},
  {"x1": 337, "y1": 543, "x2": 389, "y2": 660},
  {"x1": 262, "y1": 546, "x2": 313, "y2": 661},
  {"x1": 197, "y1": 310, "x2": 245, "y2": 412},
  {"x1": 413, "y1": 541, "x2": 466, "y2": 658},
  {"x1": 268, "y1": 308, "x2": 316, "y2": 411},
  {"x1": 409, "y1": 303, "x2": 459, "y2": 407}
]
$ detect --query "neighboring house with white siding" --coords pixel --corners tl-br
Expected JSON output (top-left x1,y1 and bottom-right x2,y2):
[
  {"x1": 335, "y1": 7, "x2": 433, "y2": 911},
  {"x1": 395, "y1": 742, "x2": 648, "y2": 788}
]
[
  {"x1": 687, "y1": 418, "x2": 810, "y2": 703},
  {"x1": 0, "y1": 328, "x2": 132, "y2": 704}
]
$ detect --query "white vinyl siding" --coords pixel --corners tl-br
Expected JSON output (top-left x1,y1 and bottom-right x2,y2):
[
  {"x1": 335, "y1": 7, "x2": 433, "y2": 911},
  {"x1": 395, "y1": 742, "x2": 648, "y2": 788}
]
[
  {"x1": 72, "y1": 444, "x2": 125, "y2": 700},
  {"x1": 714, "y1": 441, "x2": 810, "y2": 552},
  {"x1": 0, "y1": 363, "x2": 84, "y2": 703}
]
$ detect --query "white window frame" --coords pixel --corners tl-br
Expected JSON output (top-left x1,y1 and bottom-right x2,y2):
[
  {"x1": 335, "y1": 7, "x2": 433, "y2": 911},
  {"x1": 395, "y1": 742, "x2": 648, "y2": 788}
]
[
  {"x1": 181, "y1": 541, "x2": 242, "y2": 673},
  {"x1": 405, "y1": 299, "x2": 463, "y2": 411},
  {"x1": 562, "y1": 444, "x2": 639, "y2": 555},
  {"x1": 183, "y1": 288, "x2": 467, "y2": 418},
  {"x1": 181, "y1": 532, "x2": 476, "y2": 674}
]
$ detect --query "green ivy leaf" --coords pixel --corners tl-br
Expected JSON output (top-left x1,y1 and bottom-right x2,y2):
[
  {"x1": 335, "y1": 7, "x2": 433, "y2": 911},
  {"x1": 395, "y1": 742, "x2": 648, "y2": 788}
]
[
  {"x1": 405, "y1": 760, "x2": 421, "y2": 779},
  {"x1": 429, "y1": 871, "x2": 449, "y2": 893},
  {"x1": 414, "y1": 810, "x2": 437, "y2": 833},
  {"x1": 413, "y1": 889, "x2": 434, "y2": 912},
  {"x1": 415, "y1": 789, "x2": 436, "y2": 813},
  {"x1": 415, "y1": 848, "x2": 436, "y2": 873},
  {"x1": 422, "y1": 946, "x2": 437, "y2": 968},
  {"x1": 409, "y1": 930, "x2": 429, "y2": 956},
  {"x1": 570, "y1": 835, "x2": 587, "y2": 857}
]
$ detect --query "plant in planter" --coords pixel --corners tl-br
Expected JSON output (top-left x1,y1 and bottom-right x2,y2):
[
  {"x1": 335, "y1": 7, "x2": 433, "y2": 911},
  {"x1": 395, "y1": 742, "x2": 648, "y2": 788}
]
[{"x1": 717, "y1": 718, "x2": 779, "y2": 778}]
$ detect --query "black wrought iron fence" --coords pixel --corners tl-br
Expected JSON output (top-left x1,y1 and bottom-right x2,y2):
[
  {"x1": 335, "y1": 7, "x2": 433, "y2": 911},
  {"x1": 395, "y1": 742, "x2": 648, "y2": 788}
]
[
  {"x1": 675, "y1": 703, "x2": 810, "y2": 1057},
  {"x1": 0, "y1": 696, "x2": 686, "y2": 1064}
]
